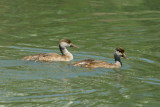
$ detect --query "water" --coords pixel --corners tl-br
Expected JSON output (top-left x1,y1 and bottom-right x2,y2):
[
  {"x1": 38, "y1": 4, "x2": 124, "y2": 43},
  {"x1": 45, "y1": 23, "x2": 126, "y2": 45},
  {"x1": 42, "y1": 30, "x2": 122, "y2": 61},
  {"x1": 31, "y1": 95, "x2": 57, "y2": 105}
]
[{"x1": 0, "y1": 0, "x2": 160, "y2": 106}]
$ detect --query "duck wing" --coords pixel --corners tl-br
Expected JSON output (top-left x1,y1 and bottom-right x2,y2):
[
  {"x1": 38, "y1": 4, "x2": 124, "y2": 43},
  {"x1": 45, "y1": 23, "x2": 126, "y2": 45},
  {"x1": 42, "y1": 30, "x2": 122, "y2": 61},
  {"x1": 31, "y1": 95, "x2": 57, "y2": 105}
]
[
  {"x1": 72, "y1": 59, "x2": 113, "y2": 68},
  {"x1": 72, "y1": 59, "x2": 95, "y2": 66},
  {"x1": 22, "y1": 53, "x2": 61, "y2": 61}
]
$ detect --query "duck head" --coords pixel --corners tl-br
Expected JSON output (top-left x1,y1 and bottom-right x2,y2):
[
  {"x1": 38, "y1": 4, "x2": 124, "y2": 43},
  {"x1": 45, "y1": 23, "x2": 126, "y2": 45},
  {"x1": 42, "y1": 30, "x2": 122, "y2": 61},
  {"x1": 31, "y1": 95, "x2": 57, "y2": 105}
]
[
  {"x1": 59, "y1": 39, "x2": 78, "y2": 48},
  {"x1": 114, "y1": 47, "x2": 128, "y2": 59}
]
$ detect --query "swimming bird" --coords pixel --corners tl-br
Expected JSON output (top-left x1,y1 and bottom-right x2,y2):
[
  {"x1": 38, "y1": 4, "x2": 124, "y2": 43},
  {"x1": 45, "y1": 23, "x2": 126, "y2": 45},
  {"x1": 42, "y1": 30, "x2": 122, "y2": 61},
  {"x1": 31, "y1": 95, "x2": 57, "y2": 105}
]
[
  {"x1": 72, "y1": 47, "x2": 128, "y2": 68},
  {"x1": 22, "y1": 39, "x2": 78, "y2": 62}
]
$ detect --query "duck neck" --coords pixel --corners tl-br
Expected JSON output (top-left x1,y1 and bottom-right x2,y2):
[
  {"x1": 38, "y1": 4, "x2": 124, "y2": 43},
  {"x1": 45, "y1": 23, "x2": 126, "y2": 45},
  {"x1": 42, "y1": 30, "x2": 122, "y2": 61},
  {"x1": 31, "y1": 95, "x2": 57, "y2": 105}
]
[
  {"x1": 114, "y1": 54, "x2": 122, "y2": 67},
  {"x1": 59, "y1": 45, "x2": 73, "y2": 57}
]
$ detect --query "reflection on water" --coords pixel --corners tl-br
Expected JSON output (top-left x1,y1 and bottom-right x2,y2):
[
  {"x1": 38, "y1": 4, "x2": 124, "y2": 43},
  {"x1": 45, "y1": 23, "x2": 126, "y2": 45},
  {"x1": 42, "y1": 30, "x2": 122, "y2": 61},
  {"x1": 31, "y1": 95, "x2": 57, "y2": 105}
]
[{"x1": 0, "y1": 0, "x2": 160, "y2": 106}]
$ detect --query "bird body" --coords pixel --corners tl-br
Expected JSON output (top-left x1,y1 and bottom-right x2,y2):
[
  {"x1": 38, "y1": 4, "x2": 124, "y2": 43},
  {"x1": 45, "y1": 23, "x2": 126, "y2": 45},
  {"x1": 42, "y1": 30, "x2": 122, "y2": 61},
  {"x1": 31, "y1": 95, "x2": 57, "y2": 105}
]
[
  {"x1": 22, "y1": 39, "x2": 77, "y2": 62},
  {"x1": 72, "y1": 47, "x2": 128, "y2": 69}
]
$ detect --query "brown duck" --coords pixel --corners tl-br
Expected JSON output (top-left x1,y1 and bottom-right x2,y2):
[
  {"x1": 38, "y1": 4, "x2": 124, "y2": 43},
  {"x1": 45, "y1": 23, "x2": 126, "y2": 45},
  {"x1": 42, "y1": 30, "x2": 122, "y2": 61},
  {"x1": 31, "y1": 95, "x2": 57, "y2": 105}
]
[
  {"x1": 22, "y1": 39, "x2": 78, "y2": 62},
  {"x1": 72, "y1": 47, "x2": 128, "y2": 68}
]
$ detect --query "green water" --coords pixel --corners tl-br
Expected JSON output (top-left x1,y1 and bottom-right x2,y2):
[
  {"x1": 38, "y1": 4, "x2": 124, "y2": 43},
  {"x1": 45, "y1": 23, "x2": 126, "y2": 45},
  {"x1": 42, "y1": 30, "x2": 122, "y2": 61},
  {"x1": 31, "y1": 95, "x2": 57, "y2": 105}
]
[{"x1": 0, "y1": 0, "x2": 160, "y2": 106}]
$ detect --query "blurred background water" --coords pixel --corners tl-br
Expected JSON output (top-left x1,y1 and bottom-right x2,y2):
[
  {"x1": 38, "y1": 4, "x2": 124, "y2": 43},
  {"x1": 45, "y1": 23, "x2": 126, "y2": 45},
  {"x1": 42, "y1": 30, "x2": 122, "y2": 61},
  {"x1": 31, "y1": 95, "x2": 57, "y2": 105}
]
[{"x1": 0, "y1": 0, "x2": 160, "y2": 106}]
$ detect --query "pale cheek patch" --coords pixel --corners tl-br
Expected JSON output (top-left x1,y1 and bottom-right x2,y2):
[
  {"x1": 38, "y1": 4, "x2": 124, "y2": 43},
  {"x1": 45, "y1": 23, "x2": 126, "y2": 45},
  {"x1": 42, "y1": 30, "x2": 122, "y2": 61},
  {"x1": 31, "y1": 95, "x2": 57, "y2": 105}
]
[
  {"x1": 115, "y1": 51, "x2": 122, "y2": 56},
  {"x1": 60, "y1": 42, "x2": 68, "y2": 47}
]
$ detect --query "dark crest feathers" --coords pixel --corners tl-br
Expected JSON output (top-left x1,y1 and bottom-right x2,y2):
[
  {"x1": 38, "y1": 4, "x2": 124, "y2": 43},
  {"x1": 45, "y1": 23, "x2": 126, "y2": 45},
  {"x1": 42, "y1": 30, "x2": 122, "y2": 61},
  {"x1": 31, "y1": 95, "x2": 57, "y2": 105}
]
[
  {"x1": 60, "y1": 39, "x2": 71, "y2": 43},
  {"x1": 116, "y1": 47, "x2": 125, "y2": 53}
]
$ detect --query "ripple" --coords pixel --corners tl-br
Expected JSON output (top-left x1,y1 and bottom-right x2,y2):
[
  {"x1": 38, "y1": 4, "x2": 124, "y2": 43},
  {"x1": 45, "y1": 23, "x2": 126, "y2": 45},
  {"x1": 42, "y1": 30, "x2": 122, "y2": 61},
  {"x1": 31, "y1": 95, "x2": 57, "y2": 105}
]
[
  {"x1": 137, "y1": 77, "x2": 160, "y2": 85},
  {"x1": 139, "y1": 58, "x2": 154, "y2": 63}
]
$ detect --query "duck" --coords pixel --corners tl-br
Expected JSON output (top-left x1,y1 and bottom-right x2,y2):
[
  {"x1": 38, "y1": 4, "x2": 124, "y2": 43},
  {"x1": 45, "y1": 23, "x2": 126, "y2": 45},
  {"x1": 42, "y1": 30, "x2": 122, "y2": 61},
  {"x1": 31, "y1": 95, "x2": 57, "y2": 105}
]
[
  {"x1": 72, "y1": 47, "x2": 128, "y2": 68},
  {"x1": 22, "y1": 39, "x2": 78, "y2": 62}
]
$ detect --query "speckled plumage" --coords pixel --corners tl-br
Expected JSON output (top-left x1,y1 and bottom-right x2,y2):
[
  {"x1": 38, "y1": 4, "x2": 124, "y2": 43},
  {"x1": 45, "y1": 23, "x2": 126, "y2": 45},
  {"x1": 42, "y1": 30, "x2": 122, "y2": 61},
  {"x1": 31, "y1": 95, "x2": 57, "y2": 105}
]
[
  {"x1": 72, "y1": 47, "x2": 128, "y2": 69},
  {"x1": 22, "y1": 39, "x2": 77, "y2": 62}
]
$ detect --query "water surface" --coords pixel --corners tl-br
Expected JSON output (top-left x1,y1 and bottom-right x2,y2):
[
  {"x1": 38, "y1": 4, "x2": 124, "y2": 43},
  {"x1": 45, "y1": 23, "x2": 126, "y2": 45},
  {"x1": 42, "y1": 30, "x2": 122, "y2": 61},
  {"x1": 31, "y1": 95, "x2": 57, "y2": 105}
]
[{"x1": 0, "y1": 0, "x2": 160, "y2": 106}]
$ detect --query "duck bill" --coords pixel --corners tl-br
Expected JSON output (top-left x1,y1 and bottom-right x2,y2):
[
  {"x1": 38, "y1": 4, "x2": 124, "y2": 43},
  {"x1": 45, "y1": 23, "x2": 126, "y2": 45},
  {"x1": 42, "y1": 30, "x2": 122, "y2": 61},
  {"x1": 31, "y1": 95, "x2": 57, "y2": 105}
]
[
  {"x1": 70, "y1": 43, "x2": 78, "y2": 48},
  {"x1": 122, "y1": 53, "x2": 129, "y2": 60}
]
